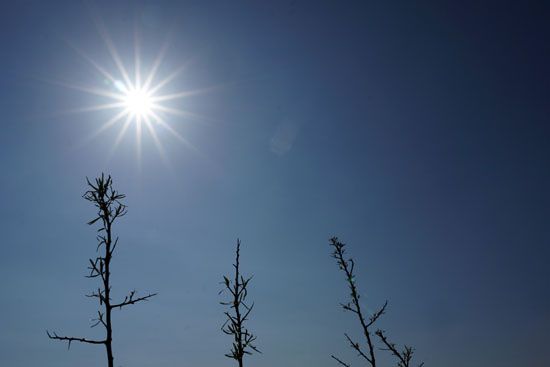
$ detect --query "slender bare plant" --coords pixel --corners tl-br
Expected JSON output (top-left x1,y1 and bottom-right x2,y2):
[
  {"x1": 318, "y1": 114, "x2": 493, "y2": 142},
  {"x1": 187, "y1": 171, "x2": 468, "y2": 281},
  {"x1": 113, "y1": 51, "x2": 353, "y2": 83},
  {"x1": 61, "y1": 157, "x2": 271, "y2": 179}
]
[
  {"x1": 329, "y1": 237, "x2": 423, "y2": 367},
  {"x1": 375, "y1": 329, "x2": 424, "y2": 367},
  {"x1": 220, "y1": 239, "x2": 260, "y2": 367},
  {"x1": 47, "y1": 174, "x2": 156, "y2": 367}
]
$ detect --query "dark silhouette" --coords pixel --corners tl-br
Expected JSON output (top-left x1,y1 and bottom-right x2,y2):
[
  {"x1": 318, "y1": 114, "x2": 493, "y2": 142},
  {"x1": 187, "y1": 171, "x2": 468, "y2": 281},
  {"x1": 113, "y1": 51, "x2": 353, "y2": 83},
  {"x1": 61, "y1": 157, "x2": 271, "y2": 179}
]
[
  {"x1": 375, "y1": 329, "x2": 423, "y2": 367},
  {"x1": 220, "y1": 239, "x2": 260, "y2": 367},
  {"x1": 329, "y1": 237, "x2": 423, "y2": 367},
  {"x1": 47, "y1": 174, "x2": 156, "y2": 367}
]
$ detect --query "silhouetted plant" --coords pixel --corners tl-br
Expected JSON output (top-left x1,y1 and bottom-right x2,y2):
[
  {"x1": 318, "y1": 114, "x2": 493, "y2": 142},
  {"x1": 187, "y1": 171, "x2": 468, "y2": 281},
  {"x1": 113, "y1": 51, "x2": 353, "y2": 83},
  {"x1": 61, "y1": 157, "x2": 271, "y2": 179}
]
[
  {"x1": 375, "y1": 329, "x2": 424, "y2": 367},
  {"x1": 47, "y1": 174, "x2": 156, "y2": 367},
  {"x1": 220, "y1": 239, "x2": 260, "y2": 367},
  {"x1": 329, "y1": 237, "x2": 423, "y2": 367}
]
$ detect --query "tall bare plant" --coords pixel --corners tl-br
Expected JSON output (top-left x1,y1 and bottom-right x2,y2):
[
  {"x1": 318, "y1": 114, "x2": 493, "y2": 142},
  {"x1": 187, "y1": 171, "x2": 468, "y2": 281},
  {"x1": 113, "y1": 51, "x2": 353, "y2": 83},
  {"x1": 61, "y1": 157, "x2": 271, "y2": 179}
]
[
  {"x1": 329, "y1": 237, "x2": 423, "y2": 367},
  {"x1": 47, "y1": 174, "x2": 156, "y2": 367},
  {"x1": 220, "y1": 239, "x2": 260, "y2": 367}
]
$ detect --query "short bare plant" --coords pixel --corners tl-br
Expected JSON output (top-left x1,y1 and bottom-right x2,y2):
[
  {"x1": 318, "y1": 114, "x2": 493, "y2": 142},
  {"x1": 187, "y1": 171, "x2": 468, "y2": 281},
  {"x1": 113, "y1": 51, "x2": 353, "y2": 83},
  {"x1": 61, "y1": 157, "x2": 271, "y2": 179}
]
[
  {"x1": 220, "y1": 239, "x2": 260, "y2": 367},
  {"x1": 329, "y1": 237, "x2": 423, "y2": 367},
  {"x1": 47, "y1": 174, "x2": 156, "y2": 367}
]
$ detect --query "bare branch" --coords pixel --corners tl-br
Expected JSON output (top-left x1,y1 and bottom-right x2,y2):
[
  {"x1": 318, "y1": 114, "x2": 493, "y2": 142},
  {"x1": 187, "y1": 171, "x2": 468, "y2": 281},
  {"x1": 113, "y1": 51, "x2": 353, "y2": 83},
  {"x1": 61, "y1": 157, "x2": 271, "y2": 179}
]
[
  {"x1": 332, "y1": 355, "x2": 352, "y2": 367},
  {"x1": 375, "y1": 329, "x2": 423, "y2": 367},
  {"x1": 90, "y1": 311, "x2": 107, "y2": 329},
  {"x1": 47, "y1": 330, "x2": 105, "y2": 349},
  {"x1": 366, "y1": 301, "x2": 388, "y2": 328},
  {"x1": 111, "y1": 291, "x2": 157, "y2": 309},
  {"x1": 345, "y1": 333, "x2": 372, "y2": 363}
]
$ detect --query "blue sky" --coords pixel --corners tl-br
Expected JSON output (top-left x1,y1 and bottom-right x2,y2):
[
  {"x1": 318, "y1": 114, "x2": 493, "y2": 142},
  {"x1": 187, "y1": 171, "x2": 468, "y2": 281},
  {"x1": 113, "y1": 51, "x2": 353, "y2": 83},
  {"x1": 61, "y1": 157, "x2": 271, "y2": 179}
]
[{"x1": 0, "y1": 1, "x2": 549, "y2": 366}]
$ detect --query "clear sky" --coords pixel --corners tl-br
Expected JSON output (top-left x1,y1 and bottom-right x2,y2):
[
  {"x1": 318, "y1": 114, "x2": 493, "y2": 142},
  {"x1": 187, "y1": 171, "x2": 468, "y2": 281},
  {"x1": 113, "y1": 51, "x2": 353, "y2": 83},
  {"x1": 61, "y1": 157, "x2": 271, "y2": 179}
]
[{"x1": 0, "y1": 1, "x2": 549, "y2": 366}]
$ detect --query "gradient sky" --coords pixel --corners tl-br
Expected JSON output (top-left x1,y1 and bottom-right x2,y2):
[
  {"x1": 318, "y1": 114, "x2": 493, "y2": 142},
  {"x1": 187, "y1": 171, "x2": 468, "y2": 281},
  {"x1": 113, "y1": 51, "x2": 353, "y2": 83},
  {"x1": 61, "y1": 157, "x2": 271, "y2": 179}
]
[{"x1": 1, "y1": 1, "x2": 549, "y2": 366}]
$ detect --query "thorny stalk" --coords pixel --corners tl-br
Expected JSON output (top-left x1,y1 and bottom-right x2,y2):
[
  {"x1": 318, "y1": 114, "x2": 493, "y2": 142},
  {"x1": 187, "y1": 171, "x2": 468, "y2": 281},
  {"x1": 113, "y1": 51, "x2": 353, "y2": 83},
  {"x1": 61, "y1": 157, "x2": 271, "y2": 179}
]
[
  {"x1": 329, "y1": 237, "x2": 422, "y2": 367},
  {"x1": 47, "y1": 174, "x2": 156, "y2": 367},
  {"x1": 220, "y1": 239, "x2": 260, "y2": 367}
]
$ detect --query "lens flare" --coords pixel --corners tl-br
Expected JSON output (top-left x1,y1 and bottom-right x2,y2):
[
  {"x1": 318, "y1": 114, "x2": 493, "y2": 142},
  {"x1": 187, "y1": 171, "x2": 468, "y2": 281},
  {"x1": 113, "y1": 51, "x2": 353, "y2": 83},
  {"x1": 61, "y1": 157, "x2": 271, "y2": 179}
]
[{"x1": 59, "y1": 20, "x2": 214, "y2": 165}]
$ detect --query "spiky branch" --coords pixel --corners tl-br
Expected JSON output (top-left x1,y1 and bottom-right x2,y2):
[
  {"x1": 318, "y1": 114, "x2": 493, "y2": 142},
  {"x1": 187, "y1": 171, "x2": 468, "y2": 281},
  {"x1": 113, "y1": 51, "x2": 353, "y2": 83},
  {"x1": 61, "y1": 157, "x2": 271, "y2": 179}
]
[
  {"x1": 330, "y1": 237, "x2": 385, "y2": 367},
  {"x1": 47, "y1": 174, "x2": 156, "y2": 367},
  {"x1": 220, "y1": 239, "x2": 260, "y2": 367},
  {"x1": 329, "y1": 237, "x2": 422, "y2": 367},
  {"x1": 375, "y1": 330, "x2": 424, "y2": 367}
]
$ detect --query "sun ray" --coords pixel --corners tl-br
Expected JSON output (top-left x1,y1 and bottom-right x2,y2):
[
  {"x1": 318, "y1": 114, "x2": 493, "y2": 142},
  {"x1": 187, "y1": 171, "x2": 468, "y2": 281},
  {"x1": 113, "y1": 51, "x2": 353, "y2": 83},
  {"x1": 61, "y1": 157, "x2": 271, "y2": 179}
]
[
  {"x1": 64, "y1": 102, "x2": 127, "y2": 114},
  {"x1": 147, "y1": 65, "x2": 186, "y2": 96},
  {"x1": 55, "y1": 81, "x2": 123, "y2": 99},
  {"x1": 150, "y1": 104, "x2": 212, "y2": 123},
  {"x1": 52, "y1": 80, "x2": 125, "y2": 101},
  {"x1": 143, "y1": 115, "x2": 169, "y2": 165},
  {"x1": 106, "y1": 114, "x2": 134, "y2": 163},
  {"x1": 135, "y1": 115, "x2": 142, "y2": 169},
  {"x1": 149, "y1": 111, "x2": 199, "y2": 153},
  {"x1": 89, "y1": 109, "x2": 129, "y2": 139},
  {"x1": 94, "y1": 17, "x2": 133, "y2": 89},
  {"x1": 66, "y1": 41, "x2": 118, "y2": 85},
  {"x1": 142, "y1": 40, "x2": 170, "y2": 91},
  {"x1": 134, "y1": 25, "x2": 141, "y2": 90},
  {"x1": 149, "y1": 86, "x2": 217, "y2": 102}
]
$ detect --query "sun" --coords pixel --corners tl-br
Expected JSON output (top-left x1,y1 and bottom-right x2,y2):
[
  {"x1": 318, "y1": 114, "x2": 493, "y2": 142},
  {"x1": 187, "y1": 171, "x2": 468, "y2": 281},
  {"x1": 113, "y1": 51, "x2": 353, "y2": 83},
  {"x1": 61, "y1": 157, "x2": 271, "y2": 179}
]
[
  {"x1": 123, "y1": 87, "x2": 153, "y2": 118},
  {"x1": 120, "y1": 84, "x2": 154, "y2": 119},
  {"x1": 59, "y1": 21, "x2": 211, "y2": 164},
  {"x1": 110, "y1": 78, "x2": 165, "y2": 125}
]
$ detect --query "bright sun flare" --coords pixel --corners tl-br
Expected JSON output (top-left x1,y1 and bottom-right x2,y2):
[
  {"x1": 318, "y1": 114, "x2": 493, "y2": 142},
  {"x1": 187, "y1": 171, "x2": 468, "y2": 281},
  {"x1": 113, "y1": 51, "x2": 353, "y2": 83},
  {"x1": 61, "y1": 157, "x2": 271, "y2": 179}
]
[{"x1": 60, "y1": 22, "x2": 209, "y2": 164}]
